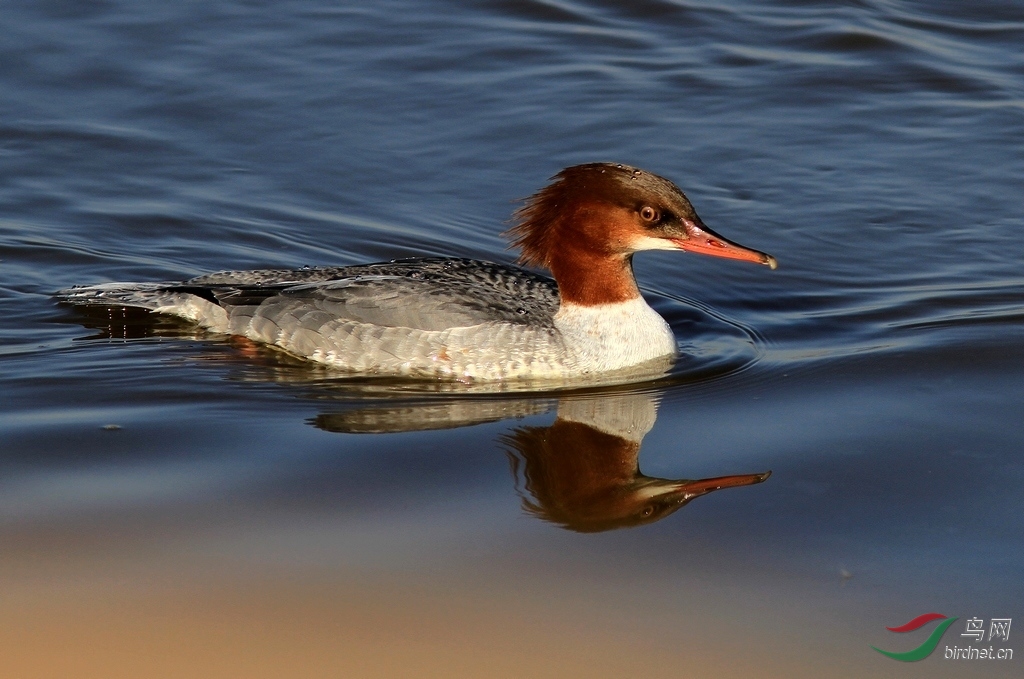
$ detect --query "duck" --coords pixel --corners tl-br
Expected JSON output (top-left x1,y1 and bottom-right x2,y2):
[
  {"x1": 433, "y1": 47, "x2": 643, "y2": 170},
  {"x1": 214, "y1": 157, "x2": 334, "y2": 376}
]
[{"x1": 58, "y1": 163, "x2": 776, "y2": 381}]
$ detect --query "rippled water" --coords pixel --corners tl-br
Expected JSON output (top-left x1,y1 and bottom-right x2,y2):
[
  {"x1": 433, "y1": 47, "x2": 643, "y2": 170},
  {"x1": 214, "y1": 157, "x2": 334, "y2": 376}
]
[{"x1": 2, "y1": 1, "x2": 1022, "y2": 676}]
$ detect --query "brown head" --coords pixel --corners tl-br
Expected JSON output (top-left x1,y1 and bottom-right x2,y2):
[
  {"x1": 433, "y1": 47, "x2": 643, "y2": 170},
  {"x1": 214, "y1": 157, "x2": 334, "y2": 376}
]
[{"x1": 506, "y1": 163, "x2": 776, "y2": 305}]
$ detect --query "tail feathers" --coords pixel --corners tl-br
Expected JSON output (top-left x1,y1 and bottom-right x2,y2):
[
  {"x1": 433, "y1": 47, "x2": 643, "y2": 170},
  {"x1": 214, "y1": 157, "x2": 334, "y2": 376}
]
[
  {"x1": 56, "y1": 282, "x2": 181, "y2": 310},
  {"x1": 56, "y1": 282, "x2": 231, "y2": 332}
]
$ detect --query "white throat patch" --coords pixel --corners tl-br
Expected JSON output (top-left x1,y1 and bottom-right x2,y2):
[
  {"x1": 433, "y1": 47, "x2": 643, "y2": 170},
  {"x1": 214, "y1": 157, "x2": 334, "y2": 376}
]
[{"x1": 554, "y1": 297, "x2": 677, "y2": 373}]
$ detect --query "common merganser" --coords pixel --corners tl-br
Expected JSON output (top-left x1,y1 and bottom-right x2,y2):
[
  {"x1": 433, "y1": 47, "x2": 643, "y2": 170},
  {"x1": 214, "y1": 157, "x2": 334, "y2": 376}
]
[{"x1": 58, "y1": 163, "x2": 776, "y2": 381}]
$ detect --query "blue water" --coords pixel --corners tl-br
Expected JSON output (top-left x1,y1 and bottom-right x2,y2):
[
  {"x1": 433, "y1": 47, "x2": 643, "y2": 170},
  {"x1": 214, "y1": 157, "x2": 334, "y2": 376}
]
[{"x1": 1, "y1": 1, "x2": 1022, "y2": 675}]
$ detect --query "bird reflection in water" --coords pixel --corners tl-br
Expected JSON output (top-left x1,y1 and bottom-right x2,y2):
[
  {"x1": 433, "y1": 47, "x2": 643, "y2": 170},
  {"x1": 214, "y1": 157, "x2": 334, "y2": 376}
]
[
  {"x1": 504, "y1": 394, "x2": 768, "y2": 532},
  {"x1": 317, "y1": 392, "x2": 769, "y2": 533}
]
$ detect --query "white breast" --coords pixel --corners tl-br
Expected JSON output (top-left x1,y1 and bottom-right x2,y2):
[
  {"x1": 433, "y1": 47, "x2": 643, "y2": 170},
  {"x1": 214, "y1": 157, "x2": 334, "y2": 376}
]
[{"x1": 553, "y1": 297, "x2": 677, "y2": 373}]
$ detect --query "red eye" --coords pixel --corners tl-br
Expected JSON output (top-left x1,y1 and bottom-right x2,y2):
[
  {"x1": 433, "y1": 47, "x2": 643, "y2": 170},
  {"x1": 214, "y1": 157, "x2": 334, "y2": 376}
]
[{"x1": 640, "y1": 206, "x2": 659, "y2": 222}]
